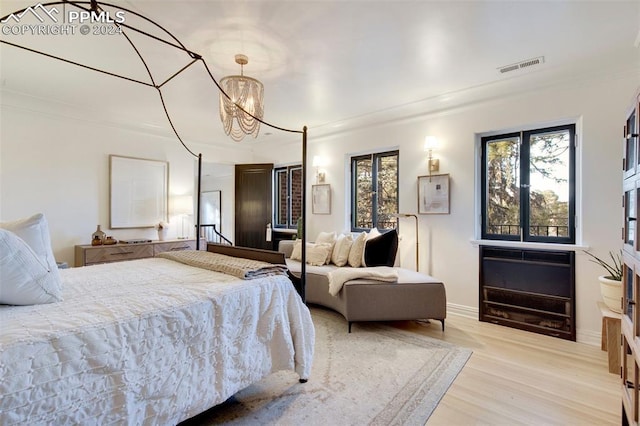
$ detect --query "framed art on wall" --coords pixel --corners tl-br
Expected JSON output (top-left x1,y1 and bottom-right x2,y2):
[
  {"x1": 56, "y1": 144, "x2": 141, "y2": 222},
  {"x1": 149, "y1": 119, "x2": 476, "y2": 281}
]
[
  {"x1": 312, "y1": 184, "x2": 331, "y2": 214},
  {"x1": 418, "y1": 174, "x2": 450, "y2": 214},
  {"x1": 110, "y1": 155, "x2": 169, "y2": 228}
]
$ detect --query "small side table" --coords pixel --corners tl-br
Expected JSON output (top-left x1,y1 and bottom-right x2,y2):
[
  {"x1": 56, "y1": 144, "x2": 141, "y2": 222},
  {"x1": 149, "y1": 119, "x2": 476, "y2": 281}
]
[{"x1": 598, "y1": 301, "x2": 621, "y2": 374}]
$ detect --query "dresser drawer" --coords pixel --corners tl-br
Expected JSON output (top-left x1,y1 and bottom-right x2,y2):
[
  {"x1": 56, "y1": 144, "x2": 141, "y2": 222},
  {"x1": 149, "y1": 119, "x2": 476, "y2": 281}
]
[
  {"x1": 84, "y1": 244, "x2": 154, "y2": 265},
  {"x1": 154, "y1": 240, "x2": 196, "y2": 255}
]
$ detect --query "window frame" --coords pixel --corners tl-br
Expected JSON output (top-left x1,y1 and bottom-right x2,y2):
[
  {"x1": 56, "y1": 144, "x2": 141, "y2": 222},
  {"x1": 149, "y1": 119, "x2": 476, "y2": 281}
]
[
  {"x1": 350, "y1": 150, "x2": 399, "y2": 232},
  {"x1": 480, "y1": 123, "x2": 576, "y2": 244},
  {"x1": 273, "y1": 164, "x2": 302, "y2": 229}
]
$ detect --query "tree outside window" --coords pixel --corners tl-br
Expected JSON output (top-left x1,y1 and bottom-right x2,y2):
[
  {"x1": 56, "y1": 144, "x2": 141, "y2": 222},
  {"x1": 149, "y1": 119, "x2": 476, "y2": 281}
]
[
  {"x1": 351, "y1": 151, "x2": 399, "y2": 231},
  {"x1": 481, "y1": 124, "x2": 575, "y2": 243}
]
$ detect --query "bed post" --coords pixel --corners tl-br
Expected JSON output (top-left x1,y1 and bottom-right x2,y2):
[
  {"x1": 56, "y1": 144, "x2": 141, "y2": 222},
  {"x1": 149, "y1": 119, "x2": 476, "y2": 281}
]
[
  {"x1": 300, "y1": 126, "x2": 307, "y2": 303},
  {"x1": 196, "y1": 153, "x2": 203, "y2": 250}
]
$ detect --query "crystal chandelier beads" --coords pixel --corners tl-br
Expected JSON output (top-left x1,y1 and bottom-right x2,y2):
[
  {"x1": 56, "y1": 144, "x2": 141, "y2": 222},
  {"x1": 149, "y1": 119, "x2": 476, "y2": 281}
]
[{"x1": 219, "y1": 54, "x2": 264, "y2": 142}]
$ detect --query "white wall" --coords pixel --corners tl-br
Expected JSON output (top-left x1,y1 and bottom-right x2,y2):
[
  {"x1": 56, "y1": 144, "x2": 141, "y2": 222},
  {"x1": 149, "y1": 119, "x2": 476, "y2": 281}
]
[
  {"x1": 2, "y1": 70, "x2": 637, "y2": 343},
  {"x1": 255, "y1": 72, "x2": 639, "y2": 343},
  {"x1": 0, "y1": 93, "x2": 255, "y2": 265}
]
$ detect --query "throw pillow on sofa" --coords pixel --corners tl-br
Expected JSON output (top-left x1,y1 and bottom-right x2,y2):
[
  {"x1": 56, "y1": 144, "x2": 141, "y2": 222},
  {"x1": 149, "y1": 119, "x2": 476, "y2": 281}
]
[
  {"x1": 290, "y1": 239, "x2": 303, "y2": 261},
  {"x1": 307, "y1": 243, "x2": 332, "y2": 266},
  {"x1": 363, "y1": 228, "x2": 399, "y2": 267},
  {"x1": 315, "y1": 231, "x2": 337, "y2": 264},
  {"x1": 290, "y1": 239, "x2": 333, "y2": 266},
  {"x1": 361, "y1": 227, "x2": 381, "y2": 265},
  {"x1": 348, "y1": 232, "x2": 367, "y2": 267},
  {"x1": 331, "y1": 234, "x2": 353, "y2": 267}
]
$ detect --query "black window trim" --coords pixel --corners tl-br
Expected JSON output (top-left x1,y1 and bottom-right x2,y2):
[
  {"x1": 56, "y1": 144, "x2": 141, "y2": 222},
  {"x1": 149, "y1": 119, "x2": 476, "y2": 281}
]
[
  {"x1": 481, "y1": 123, "x2": 576, "y2": 244},
  {"x1": 350, "y1": 150, "x2": 399, "y2": 232},
  {"x1": 273, "y1": 164, "x2": 302, "y2": 229}
]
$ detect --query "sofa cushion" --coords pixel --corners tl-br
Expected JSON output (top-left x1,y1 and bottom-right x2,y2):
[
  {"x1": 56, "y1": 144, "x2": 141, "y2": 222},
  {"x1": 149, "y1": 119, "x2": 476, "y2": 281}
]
[
  {"x1": 361, "y1": 227, "x2": 381, "y2": 265},
  {"x1": 331, "y1": 234, "x2": 353, "y2": 267},
  {"x1": 307, "y1": 243, "x2": 333, "y2": 266},
  {"x1": 316, "y1": 231, "x2": 337, "y2": 264},
  {"x1": 363, "y1": 229, "x2": 399, "y2": 267},
  {"x1": 348, "y1": 232, "x2": 367, "y2": 267},
  {"x1": 290, "y1": 239, "x2": 332, "y2": 266},
  {"x1": 290, "y1": 239, "x2": 303, "y2": 260}
]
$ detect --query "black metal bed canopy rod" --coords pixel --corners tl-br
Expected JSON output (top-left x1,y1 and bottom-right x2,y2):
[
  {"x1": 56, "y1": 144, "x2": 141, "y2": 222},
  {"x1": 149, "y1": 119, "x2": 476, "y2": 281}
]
[
  {"x1": 0, "y1": 0, "x2": 309, "y2": 297},
  {"x1": 0, "y1": 0, "x2": 307, "y2": 139}
]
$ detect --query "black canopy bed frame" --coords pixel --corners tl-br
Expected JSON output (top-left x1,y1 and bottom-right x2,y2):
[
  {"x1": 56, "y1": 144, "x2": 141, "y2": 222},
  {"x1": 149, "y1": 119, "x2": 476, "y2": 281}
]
[{"x1": 0, "y1": 0, "x2": 309, "y2": 300}]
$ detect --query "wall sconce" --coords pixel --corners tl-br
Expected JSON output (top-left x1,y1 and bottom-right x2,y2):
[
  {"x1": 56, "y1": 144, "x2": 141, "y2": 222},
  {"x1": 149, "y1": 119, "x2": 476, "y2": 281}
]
[
  {"x1": 312, "y1": 155, "x2": 327, "y2": 183},
  {"x1": 424, "y1": 136, "x2": 440, "y2": 174}
]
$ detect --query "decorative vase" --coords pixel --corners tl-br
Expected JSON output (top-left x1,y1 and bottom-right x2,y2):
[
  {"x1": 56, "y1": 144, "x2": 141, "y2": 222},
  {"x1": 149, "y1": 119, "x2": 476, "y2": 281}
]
[
  {"x1": 599, "y1": 275, "x2": 623, "y2": 313},
  {"x1": 92, "y1": 225, "x2": 106, "y2": 245},
  {"x1": 104, "y1": 236, "x2": 117, "y2": 245},
  {"x1": 158, "y1": 228, "x2": 167, "y2": 241}
]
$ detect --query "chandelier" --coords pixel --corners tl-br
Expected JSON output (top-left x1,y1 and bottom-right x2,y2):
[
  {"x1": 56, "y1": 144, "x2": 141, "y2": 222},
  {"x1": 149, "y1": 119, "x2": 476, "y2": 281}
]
[{"x1": 219, "y1": 54, "x2": 264, "y2": 142}]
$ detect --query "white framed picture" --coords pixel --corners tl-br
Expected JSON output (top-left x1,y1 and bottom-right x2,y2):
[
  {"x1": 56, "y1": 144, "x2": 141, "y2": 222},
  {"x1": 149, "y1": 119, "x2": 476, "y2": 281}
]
[
  {"x1": 418, "y1": 174, "x2": 450, "y2": 214},
  {"x1": 110, "y1": 155, "x2": 169, "y2": 228},
  {"x1": 312, "y1": 184, "x2": 331, "y2": 214}
]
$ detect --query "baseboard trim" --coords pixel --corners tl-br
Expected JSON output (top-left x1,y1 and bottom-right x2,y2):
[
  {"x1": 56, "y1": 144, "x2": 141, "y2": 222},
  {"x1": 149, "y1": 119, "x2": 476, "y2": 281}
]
[
  {"x1": 447, "y1": 303, "x2": 478, "y2": 319},
  {"x1": 576, "y1": 329, "x2": 601, "y2": 347}
]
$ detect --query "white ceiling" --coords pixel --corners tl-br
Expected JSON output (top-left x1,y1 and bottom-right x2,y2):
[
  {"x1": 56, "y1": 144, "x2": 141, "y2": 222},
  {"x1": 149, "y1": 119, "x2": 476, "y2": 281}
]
[{"x1": 1, "y1": 0, "x2": 639, "y2": 147}]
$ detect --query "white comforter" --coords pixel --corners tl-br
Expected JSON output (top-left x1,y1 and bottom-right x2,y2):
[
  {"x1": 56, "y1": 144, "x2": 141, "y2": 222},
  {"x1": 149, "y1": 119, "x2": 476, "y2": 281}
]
[{"x1": 0, "y1": 257, "x2": 315, "y2": 425}]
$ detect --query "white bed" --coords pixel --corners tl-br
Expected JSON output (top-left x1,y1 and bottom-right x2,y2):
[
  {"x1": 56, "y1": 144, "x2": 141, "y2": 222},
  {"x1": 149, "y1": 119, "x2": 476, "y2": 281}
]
[{"x1": 0, "y1": 251, "x2": 315, "y2": 425}]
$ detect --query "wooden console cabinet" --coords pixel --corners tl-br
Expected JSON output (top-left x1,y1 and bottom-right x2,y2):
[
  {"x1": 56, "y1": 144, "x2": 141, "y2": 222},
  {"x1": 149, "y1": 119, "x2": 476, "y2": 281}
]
[{"x1": 74, "y1": 238, "x2": 204, "y2": 267}]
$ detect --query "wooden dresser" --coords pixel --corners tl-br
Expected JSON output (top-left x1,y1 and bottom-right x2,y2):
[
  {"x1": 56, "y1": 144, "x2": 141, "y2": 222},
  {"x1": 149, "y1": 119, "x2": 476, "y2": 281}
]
[{"x1": 74, "y1": 238, "x2": 204, "y2": 267}]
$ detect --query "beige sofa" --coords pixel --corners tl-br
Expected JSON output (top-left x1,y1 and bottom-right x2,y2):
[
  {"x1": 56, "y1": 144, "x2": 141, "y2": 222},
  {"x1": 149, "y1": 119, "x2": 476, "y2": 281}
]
[{"x1": 279, "y1": 240, "x2": 447, "y2": 332}]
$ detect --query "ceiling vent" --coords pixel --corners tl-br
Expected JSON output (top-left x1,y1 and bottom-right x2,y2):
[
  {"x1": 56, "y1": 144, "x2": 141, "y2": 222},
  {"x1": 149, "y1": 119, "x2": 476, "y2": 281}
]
[{"x1": 498, "y1": 56, "x2": 545, "y2": 74}]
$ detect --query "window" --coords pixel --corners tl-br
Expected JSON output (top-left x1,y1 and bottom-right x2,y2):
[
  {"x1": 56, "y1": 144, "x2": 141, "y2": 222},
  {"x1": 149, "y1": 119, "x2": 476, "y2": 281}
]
[
  {"x1": 481, "y1": 124, "x2": 576, "y2": 243},
  {"x1": 274, "y1": 165, "x2": 302, "y2": 228},
  {"x1": 351, "y1": 150, "x2": 399, "y2": 231}
]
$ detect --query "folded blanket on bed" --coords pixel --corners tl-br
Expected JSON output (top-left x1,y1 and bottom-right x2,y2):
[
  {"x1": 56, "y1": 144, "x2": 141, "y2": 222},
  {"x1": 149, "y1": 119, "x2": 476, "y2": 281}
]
[
  {"x1": 327, "y1": 266, "x2": 399, "y2": 296},
  {"x1": 157, "y1": 251, "x2": 289, "y2": 280}
]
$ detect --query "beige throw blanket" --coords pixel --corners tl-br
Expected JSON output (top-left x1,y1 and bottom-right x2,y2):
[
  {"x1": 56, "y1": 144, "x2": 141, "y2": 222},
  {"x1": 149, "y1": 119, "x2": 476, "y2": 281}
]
[
  {"x1": 327, "y1": 266, "x2": 399, "y2": 296},
  {"x1": 158, "y1": 251, "x2": 289, "y2": 280}
]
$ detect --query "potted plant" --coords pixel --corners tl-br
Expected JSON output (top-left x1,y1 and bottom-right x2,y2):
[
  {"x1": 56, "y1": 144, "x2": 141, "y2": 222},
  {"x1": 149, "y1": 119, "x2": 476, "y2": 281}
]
[{"x1": 585, "y1": 249, "x2": 623, "y2": 313}]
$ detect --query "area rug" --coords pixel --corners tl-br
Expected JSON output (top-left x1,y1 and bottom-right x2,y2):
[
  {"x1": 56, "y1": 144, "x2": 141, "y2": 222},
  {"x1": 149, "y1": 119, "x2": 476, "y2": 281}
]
[{"x1": 185, "y1": 307, "x2": 471, "y2": 426}]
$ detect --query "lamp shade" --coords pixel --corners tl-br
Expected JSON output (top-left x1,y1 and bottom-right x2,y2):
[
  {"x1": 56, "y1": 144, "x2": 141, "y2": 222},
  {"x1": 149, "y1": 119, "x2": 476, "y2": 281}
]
[
  {"x1": 173, "y1": 195, "x2": 193, "y2": 215},
  {"x1": 312, "y1": 156, "x2": 326, "y2": 167},
  {"x1": 424, "y1": 136, "x2": 439, "y2": 151}
]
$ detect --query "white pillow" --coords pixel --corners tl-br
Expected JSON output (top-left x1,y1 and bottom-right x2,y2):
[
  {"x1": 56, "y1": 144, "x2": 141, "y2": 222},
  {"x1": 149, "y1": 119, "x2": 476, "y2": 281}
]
[
  {"x1": 348, "y1": 232, "x2": 367, "y2": 268},
  {"x1": 307, "y1": 243, "x2": 332, "y2": 266},
  {"x1": 290, "y1": 239, "x2": 333, "y2": 266},
  {"x1": 0, "y1": 213, "x2": 59, "y2": 277},
  {"x1": 290, "y1": 239, "x2": 303, "y2": 261},
  {"x1": 331, "y1": 234, "x2": 353, "y2": 267},
  {"x1": 316, "y1": 231, "x2": 336, "y2": 244},
  {"x1": 0, "y1": 229, "x2": 63, "y2": 305},
  {"x1": 316, "y1": 231, "x2": 337, "y2": 264}
]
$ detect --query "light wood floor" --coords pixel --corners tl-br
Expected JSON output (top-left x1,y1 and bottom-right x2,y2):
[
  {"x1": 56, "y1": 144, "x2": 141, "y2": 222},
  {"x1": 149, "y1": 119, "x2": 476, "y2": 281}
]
[{"x1": 391, "y1": 314, "x2": 620, "y2": 425}]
